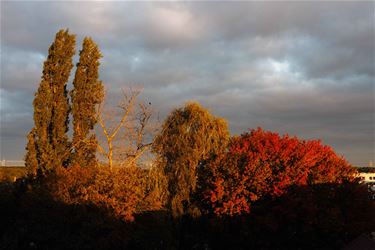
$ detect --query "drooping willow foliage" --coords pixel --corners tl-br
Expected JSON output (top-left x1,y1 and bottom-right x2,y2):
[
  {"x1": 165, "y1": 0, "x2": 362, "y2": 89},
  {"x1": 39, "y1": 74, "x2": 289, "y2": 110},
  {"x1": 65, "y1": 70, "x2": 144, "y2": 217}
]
[{"x1": 152, "y1": 102, "x2": 229, "y2": 217}]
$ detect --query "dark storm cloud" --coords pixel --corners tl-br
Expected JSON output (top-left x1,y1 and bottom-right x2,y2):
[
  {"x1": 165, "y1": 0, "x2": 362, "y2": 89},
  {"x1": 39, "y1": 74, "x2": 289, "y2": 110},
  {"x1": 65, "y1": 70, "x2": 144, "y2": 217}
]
[{"x1": 1, "y1": 1, "x2": 374, "y2": 165}]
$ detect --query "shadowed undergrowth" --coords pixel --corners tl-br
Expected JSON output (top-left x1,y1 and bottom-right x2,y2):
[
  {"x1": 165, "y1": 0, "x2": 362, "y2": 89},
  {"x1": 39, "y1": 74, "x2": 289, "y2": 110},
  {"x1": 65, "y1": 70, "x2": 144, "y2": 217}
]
[{"x1": 1, "y1": 176, "x2": 373, "y2": 250}]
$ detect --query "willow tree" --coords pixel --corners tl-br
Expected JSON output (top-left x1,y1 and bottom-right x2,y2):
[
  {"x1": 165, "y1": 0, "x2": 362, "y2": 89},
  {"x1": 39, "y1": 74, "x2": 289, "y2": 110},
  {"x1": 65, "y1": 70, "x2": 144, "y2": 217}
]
[
  {"x1": 70, "y1": 37, "x2": 104, "y2": 167},
  {"x1": 152, "y1": 102, "x2": 230, "y2": 217},
  {"x1": 25, "y1": 29, "x2": 75, "y2": 175}
]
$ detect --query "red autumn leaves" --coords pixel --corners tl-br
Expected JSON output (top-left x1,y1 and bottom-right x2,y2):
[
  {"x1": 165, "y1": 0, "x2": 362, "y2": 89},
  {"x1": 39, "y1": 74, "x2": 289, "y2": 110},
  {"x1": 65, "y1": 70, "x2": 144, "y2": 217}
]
[{"x1": 201, "y1": 128, "x2": 356, "y2": 216}]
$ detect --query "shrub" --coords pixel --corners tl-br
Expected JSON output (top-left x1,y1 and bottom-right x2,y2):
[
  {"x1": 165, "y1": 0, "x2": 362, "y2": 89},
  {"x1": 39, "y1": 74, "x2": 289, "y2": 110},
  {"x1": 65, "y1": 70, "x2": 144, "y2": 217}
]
[{"x1": 46, "y1": 165, "x2": 144, "y2": 221}]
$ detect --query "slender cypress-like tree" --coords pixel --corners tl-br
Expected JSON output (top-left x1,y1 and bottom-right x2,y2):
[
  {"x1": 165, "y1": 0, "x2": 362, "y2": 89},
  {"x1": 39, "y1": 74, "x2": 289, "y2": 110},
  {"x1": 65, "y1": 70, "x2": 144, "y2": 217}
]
[
  {"x1": 25, "y1": 29, "x2": 75, "y2": 175},
  {"x1": 71, "y1": 37, "x2": 104, "y2": 167}
]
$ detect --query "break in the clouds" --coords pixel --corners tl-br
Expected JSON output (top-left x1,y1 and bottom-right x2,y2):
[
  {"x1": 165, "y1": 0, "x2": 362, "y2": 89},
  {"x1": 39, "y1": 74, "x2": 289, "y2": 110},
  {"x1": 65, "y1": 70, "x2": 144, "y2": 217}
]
[{"x1": 1, "y1": 1, "x2": 374, "y2": 166}]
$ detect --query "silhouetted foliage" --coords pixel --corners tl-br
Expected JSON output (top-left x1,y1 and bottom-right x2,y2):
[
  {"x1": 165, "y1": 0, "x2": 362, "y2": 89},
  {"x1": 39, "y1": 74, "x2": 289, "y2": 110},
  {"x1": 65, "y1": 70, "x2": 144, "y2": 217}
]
[
  {"x1": 356, "y1": 167, "x2": 375, "y2": 173},
  {"x1": 248, "y1": 182, "x2": 375, "y2": 249},
  {"x1": 153, "y1": 102, "x2": 230, "y2": 217},
  {"x1": 1, "y1": 176, "x2": 373, "y2": 250}
]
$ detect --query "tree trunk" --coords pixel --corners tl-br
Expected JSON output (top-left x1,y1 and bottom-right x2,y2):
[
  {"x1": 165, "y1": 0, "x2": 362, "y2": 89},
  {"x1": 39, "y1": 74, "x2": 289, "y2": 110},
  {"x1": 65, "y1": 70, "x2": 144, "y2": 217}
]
[{"x1": 108, "y1": 140, "x2": 113, "y2": 169}]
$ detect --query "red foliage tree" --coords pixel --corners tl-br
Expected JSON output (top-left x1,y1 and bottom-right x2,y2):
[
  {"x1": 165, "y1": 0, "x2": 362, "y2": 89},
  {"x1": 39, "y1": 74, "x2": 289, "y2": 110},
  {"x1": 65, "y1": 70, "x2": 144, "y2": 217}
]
[{"x1": 201, "y1": 128, "x2": 357, "y2": 216}]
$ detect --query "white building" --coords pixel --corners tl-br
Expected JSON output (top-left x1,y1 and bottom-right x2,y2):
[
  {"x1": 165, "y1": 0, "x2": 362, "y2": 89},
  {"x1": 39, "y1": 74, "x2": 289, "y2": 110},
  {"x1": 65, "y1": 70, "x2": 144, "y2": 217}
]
[
  {"x1": 0, "y1": 160, "x2": 25, "y2": 167},
  {"x1": 358, "y1": 172, "x2": 375, "y2": 184}
]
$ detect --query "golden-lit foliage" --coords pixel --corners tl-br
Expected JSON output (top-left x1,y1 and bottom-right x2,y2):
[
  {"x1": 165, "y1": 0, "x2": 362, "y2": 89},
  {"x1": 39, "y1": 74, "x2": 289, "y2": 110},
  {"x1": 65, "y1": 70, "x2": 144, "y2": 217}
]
[
  {"x1": 27, "y1": 29, "x2": 76, "y2": 175},
  {"x1": 25, "y1": 128, "x2": 38, "y2": 177},
  {"x1": 46, "y1": 165, "x2": 144, "y2": 222},
  {"x1": 16, "y1": 29, "x2": 374, "y2": 249},
  {"x1": 0, "y1": 168, "x2": 26, "y2": 183},
  {"x1": 71, "y1": 37, "x2": 104, "y2": 167},
  {"x1": 138, "y1": 166, "x2": 168, "y2": 212},
  {"x1": 153, "y1": 102, "x2": 230, "y2": 217}
]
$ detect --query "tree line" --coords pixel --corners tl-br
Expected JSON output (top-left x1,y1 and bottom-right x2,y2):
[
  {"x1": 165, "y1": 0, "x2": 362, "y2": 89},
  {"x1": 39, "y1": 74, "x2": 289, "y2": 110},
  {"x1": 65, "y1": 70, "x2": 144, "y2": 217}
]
[{"x1": 15, "y1": 29, "x2": 374, "y2": 249}]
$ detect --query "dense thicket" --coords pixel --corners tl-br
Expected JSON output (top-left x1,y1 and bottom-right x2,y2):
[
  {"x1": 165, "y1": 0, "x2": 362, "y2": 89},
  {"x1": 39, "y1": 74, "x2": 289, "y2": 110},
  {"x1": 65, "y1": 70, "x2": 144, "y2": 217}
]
[
  {"x1": 0, "y1": 178, "x2": 373, "y2": 250},
  {"x1": 45, "y1": 165, "x2": 143, "y2": 222}
]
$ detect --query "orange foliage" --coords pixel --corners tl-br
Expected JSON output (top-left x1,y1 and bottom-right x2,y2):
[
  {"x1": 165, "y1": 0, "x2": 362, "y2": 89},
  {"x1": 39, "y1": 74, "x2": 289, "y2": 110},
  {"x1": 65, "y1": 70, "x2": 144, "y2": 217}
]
[
  {"x1": 202, "y1": 128, "x2": 357, "y2": 216},
  {"x1": 46, "y1": 165, "x2": 144, "y2": 221}
]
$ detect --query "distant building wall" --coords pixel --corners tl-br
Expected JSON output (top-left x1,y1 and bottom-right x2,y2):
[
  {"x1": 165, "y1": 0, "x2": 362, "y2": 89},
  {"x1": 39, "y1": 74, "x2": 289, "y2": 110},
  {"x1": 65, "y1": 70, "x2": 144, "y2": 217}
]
[
  {"x1": 0, "y1": 160, "x2": 25, "y2": 167},
  {"x1": 358, "y1": 173, "x2": 375, "y2": 183}
]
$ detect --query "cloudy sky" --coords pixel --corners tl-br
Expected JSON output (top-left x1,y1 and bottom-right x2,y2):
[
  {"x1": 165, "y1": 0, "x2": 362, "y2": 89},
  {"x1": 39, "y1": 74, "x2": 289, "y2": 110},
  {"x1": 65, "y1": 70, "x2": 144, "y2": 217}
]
[{"x1": 1, "y1": 1, "x2": 374, "y2": 166}]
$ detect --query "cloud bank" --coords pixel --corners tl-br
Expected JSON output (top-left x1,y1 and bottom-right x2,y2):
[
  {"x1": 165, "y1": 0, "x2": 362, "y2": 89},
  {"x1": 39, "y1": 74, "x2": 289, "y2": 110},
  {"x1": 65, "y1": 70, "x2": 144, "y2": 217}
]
[{"x1": 1, "y1": 2, "x2": 374, "y2": 165}]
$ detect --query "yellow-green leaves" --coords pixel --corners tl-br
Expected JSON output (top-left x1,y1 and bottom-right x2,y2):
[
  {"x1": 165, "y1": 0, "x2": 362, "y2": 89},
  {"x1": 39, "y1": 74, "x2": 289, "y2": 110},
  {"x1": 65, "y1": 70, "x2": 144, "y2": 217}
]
[
  {"x1": 71, "y1": 37, "x2": 104, "y2": 167},
  {"x1": 152, "y1": 102, "x2": 229, "y2": 217}
]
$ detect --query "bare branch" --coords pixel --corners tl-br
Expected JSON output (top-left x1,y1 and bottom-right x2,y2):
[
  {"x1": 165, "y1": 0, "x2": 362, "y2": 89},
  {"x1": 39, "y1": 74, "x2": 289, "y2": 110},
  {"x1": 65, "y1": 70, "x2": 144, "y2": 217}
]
[
  {"x1": 96, "y1": 142, "x2": 107, "y2": 157},
  {"x1": 110, "y1": 91, "x2": 138, "y2": 140},
  {"x1": 95, "y1": 87, "x2": 156, "y2": 169}
]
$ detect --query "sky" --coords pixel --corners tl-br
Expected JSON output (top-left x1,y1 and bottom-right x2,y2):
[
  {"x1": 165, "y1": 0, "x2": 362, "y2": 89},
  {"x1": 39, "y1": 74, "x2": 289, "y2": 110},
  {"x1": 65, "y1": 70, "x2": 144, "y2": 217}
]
[{"x1": 0, "y1": 1, "x2": 374, "y2": 166}]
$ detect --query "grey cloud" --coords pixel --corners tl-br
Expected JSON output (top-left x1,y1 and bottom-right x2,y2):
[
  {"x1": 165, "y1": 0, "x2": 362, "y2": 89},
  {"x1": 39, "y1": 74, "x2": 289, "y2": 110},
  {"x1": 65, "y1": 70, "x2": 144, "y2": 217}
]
[
  {"x1": 1, "y1": 46, "x2": 44, "y2": 91},
  {"x1": 0, "y1": 89, "x2": 33, "y2": 159},
  {"x1": 0, "y1": 1, "x2": 374, "y2": 165}
]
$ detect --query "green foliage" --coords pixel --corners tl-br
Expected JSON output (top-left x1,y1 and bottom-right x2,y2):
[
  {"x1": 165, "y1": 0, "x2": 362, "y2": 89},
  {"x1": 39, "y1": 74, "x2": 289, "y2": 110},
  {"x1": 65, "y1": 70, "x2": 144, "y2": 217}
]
[
  {"x1": 152, "y1": 102, "x2": 230, "y2": 217},
  {"x1": 71, "y1": 37, "x2": 104, "y2": 167},
  {"x1": 26, "y1": 29, "x2": 76, "y2": 175}
]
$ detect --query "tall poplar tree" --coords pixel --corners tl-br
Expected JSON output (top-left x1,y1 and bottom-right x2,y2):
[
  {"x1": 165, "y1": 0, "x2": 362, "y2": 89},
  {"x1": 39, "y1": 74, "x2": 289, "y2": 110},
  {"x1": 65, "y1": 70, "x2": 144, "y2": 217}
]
[
  {"x1": 70, "y1": 37, "x2": 104, "y2": 167},
  {"x1": 25, "y1": 29, "x2": 75, "y2": 175}
]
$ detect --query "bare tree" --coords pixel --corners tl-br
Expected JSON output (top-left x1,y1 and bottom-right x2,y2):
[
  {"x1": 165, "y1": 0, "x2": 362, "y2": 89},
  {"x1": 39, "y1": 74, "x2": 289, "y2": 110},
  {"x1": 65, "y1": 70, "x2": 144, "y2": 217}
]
[{"x1": 97, "y1": 88, "x2": 157, "y2": 169}]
